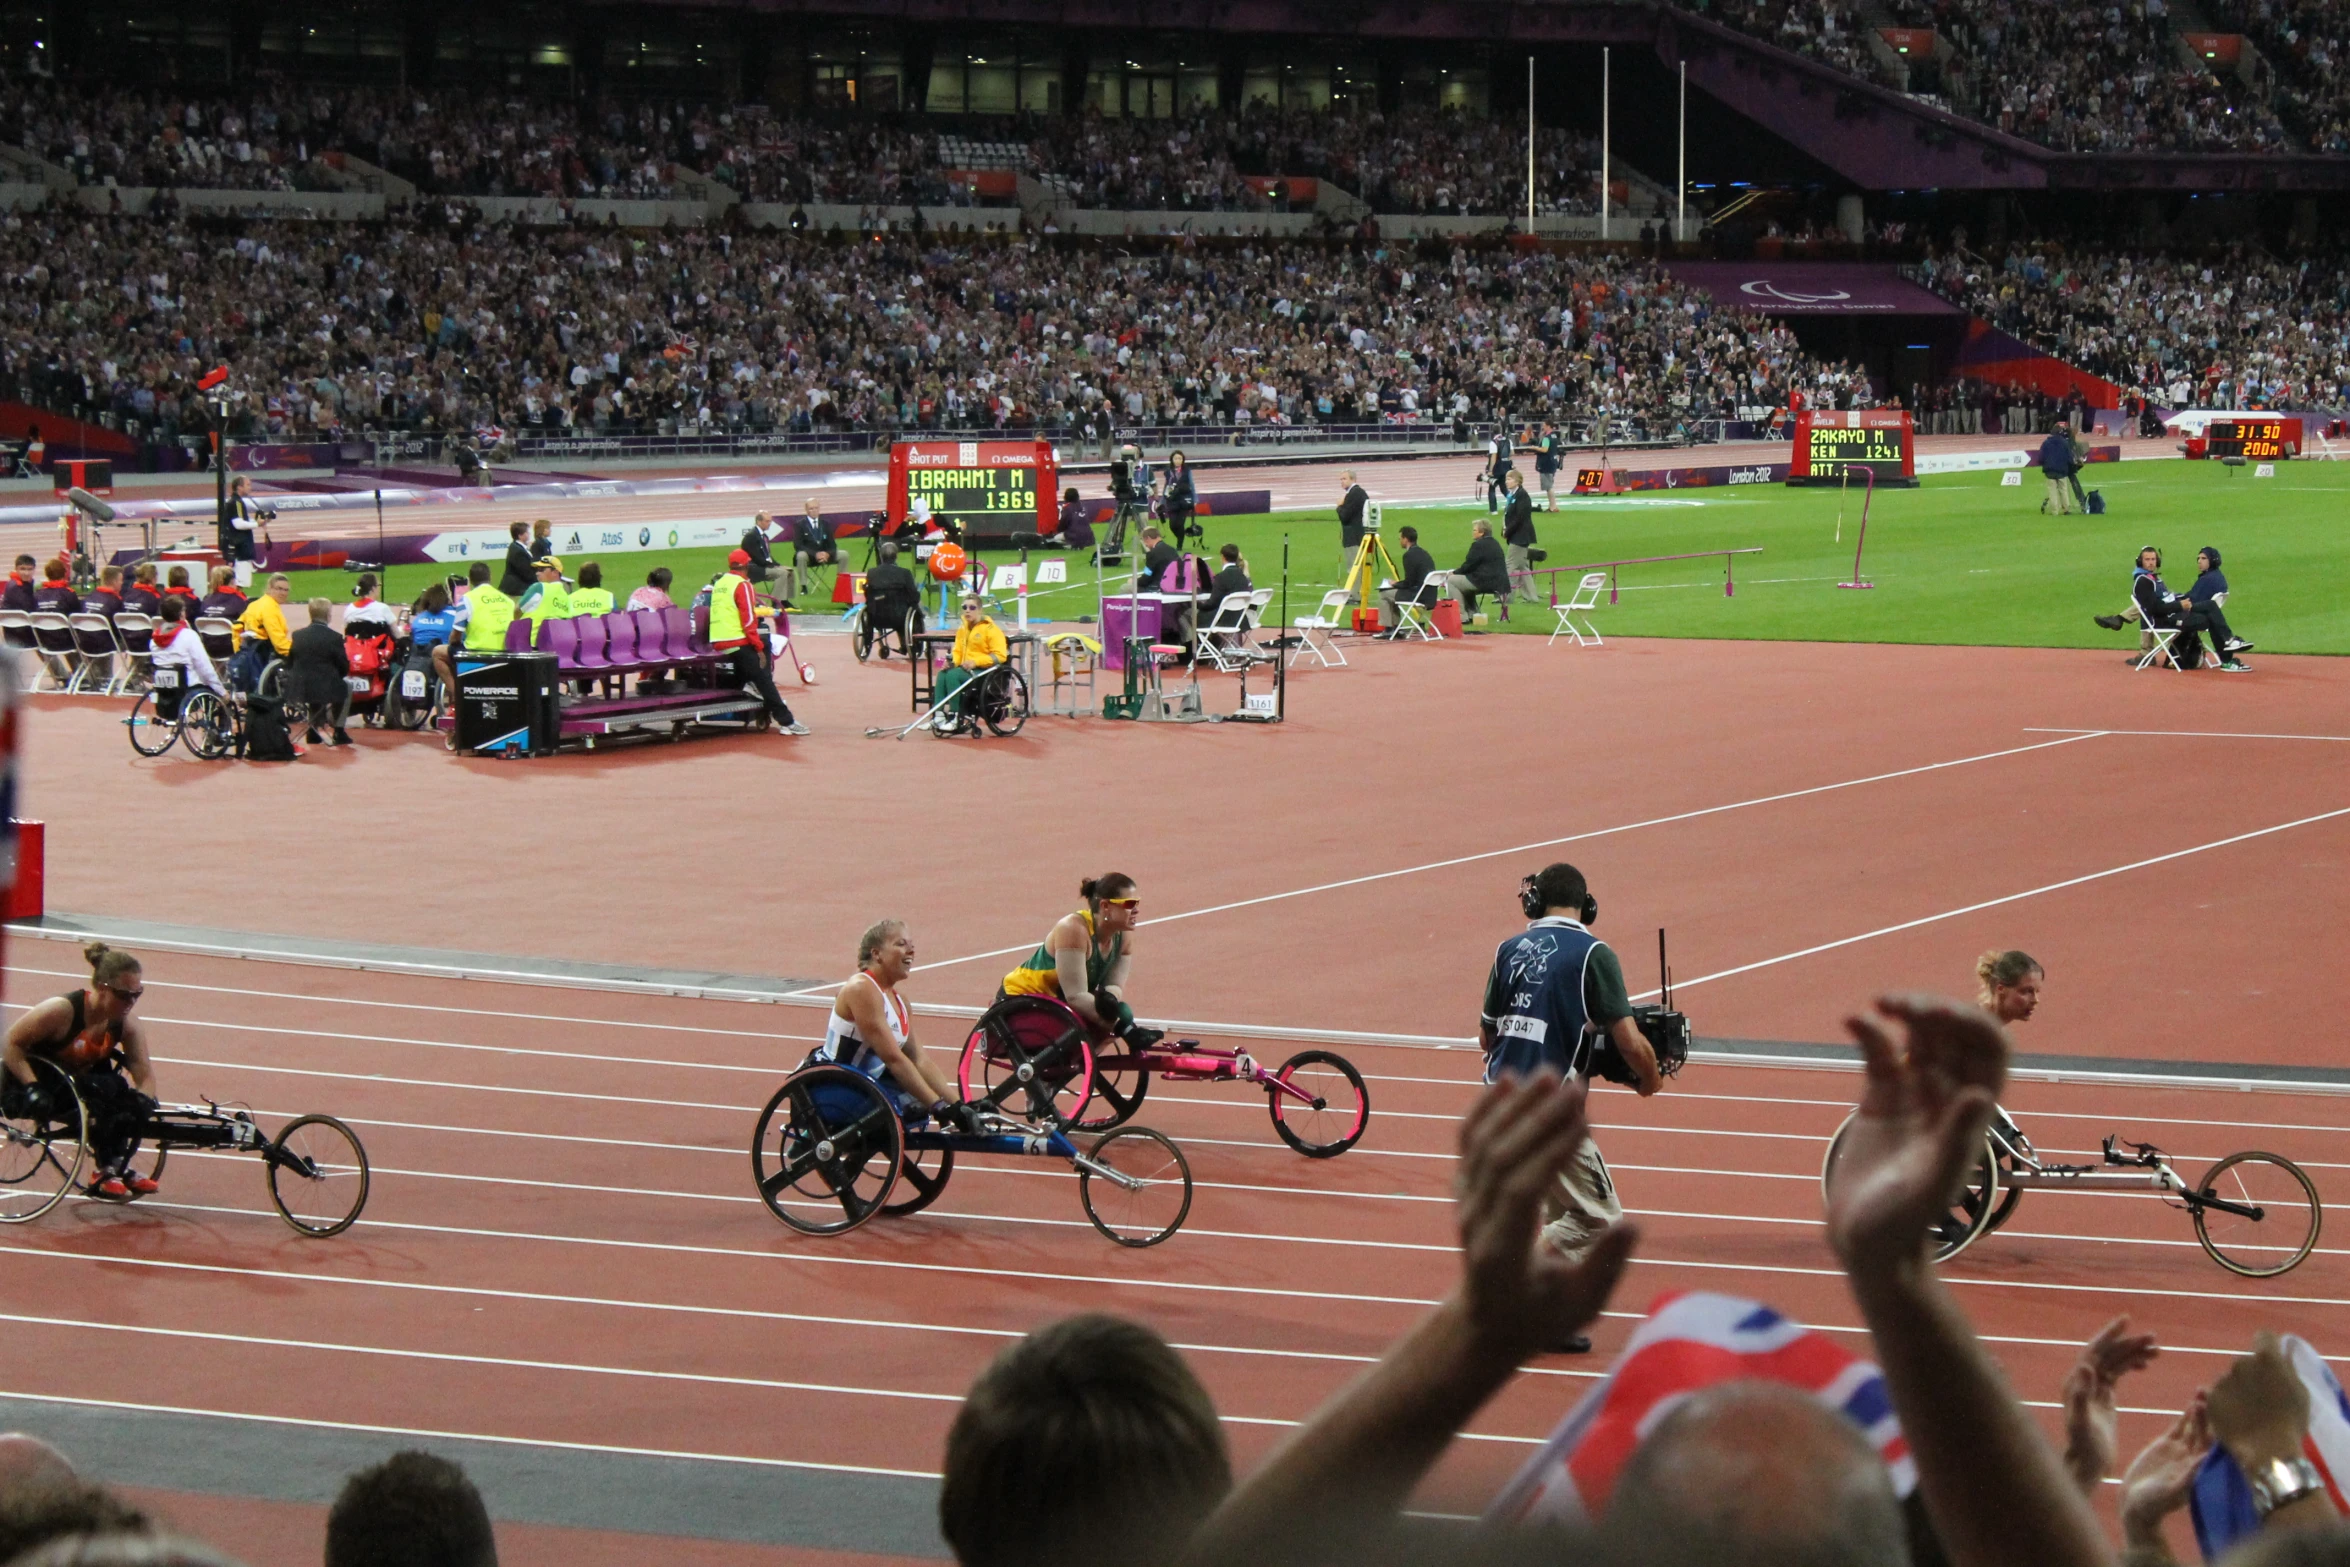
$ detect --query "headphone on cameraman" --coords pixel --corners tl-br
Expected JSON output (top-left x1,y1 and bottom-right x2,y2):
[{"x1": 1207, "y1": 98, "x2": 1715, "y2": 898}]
[{"x1": 1519, "y1": 863, "x2": 1599, "y2": 926}]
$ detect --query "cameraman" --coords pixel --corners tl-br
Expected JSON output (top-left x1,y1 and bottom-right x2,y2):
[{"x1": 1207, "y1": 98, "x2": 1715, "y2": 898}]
[
  {"x1": 1477, "y1": 861, "x2": 1659, "y2": 1354},
  {"x1": 1103, "y1": 443, "x2": 1148, "y2": 560}
]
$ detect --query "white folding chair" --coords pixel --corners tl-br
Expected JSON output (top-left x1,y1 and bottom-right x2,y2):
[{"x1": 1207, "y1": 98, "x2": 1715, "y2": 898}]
[
  {"x1": 66, "y1": 614, "x2": 121, "y2": 694},
  {"x1": 1193, "y1": 592, "x2": 1259, "y2": 674},
  {"x1": 2131, "y1": 602, "x2": 2181, "y2": 671},
  {"x1": 28, "y1": 613, "x2": 79, "y2": 691},
  {"x1": 112, "y1": 612, "x2": 157, "y2": 694},
  {"x1": 1549, "y1": 572, "x2": 1608, "y2": 648},
  {"x1": 1288, "y1": 588, "x2": 1353, "y2": 669},
  {"x1": 1392, "y1": 577, "x2": 1445, "y2": 642},
  {"x1": 195, "y1": 615, "x2": 238, "y2": 663}
]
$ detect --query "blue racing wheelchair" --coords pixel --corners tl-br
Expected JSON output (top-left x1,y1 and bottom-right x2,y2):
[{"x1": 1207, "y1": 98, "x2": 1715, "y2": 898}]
[{"x1": 748, "y1": 1051, "x2": 1193, "y2": 1248}]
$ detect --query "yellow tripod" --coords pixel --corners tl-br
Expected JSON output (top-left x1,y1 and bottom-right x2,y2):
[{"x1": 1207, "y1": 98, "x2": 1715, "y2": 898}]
[{"x1": 1339, "y1": 527, "x2": 1403, "y2": 631}]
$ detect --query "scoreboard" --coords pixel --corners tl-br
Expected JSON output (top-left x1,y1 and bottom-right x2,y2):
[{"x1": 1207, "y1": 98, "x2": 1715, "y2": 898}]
[
  {"x1": 1786, "y1": 410, "x2": 1917, "y2": 487},
  {"x1": 2198, "y1": 418, "x2": 2301, "y2": 460},
  {"x1": 887, "y1": 439, "x2": 1058, "y2": 543}
]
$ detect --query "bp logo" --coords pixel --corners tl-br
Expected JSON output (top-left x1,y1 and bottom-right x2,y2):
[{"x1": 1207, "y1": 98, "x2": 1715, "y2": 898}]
[
  {"x1": 667, "y1": 529, "x2": 679, "y2": 547},
  {"x1": 638, "y1": 527, "x2": 652, "y2": 546}
]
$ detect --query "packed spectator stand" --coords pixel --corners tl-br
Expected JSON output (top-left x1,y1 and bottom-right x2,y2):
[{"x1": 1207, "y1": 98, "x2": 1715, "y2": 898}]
[
  {"x1": 2206, "y1": 0, "x2": 2350, "y2": 152},
  {"x1": 0, "y1": 211, "x2": 1875, "y2": 448}
]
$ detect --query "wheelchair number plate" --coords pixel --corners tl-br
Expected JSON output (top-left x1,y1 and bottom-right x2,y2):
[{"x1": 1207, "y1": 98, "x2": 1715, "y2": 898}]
[
  {"x1": 345, "y1": 675, "x2": 373, "y2": 692},
  {"x1": 154, "y1": 669, "x2": 181, "y2": 688},
  {"x1": 400, "y1": 670, "x2": 427, "y2": 699}
]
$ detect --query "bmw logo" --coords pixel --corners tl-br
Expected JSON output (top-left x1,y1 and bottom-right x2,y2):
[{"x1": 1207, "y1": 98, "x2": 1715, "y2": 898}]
[{"x1": 639, "y1": 527, "x2": 651, "y2": 546}]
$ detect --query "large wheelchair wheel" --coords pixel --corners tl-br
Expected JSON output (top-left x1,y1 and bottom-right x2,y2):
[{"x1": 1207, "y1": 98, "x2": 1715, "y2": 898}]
[
  {"x1": 884, "y1": 1139, "x2": 955, "y2": 1218},
  {"x1": 750, "y1": 1067, "x2": 903, "y2": 1235},
  {"x1": 1069, "y1": 1046, "x2": 1149, "y2": 1133},
  {"x1": 1078, "y1": 1127, "x2": 1194, "y2": 1247},
  {"x1": 852, "y1": 607, "x2": 876, "y2": 663},
  {"x1": 125, "y1": 689, "x2": 182, "y2": 757},
  {"x1": 182, "y1": 690, "x2": 236, "y2": 760},
  {"x1": 2193, "y1": 1151, "x2": 2321, "y2": 1278},
  {"x1": 955, "y1": 998, "x2": 1098, "y2": 1130},
  {"x1": 1821, "y1": 1108, "x2": 2000, "y2": 1263},
  {"x1": 1268, "y1": 1049, "x2": 1370, "y2": 1158},
  {"x1": 0, "y1": 1061, "x2": 85, "y2": 1223},
  {"x1": 266, "y1": 1115, "x2": 371, "y2": 1236},
  {"x1": 982, "y1": 666, "x2": 1029, "y2": 737},
  {"x1": 387, "y1": 665, "x2": 439, "y2": 730}
]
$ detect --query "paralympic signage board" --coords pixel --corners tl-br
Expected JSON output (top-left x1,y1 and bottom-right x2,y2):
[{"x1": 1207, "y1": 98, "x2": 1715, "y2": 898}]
[
  {"x1": 1663, "y1": 263, "x2": 1964, "y2": 316},
  {"x1": 417, "y1": 519, "x2": 744, "y2": 564}
]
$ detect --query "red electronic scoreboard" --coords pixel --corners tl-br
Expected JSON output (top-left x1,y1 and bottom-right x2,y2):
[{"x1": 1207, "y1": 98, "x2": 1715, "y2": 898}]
[
  {"x1": 887, "y1": 438, "x2": 1058, "y2": 543},
  {"x1": 2184, "y1": 418, "x2": 2301, "y2": 460},
  {"x1": 1785, "y1": 410, "x2": 1917, "y2": 487}
]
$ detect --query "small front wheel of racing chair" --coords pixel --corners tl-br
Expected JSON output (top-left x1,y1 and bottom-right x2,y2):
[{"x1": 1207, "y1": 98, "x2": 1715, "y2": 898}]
[
  {"x1": 0, "y1": 1058, "x2": 88, "y2": 1223},
  {"x1": 749, "y1": 1065, "x2": 907, "y2": 1236}
]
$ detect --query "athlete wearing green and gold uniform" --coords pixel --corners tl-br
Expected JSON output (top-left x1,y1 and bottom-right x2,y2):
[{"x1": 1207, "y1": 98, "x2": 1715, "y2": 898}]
[{"x1": 997, "y1": 874, "x2": 1159, "y2": 1046}]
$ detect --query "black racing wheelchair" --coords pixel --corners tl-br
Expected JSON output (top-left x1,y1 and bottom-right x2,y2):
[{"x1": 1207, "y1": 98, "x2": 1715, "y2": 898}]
[
  {"x1": 749, "y1": 997, "x2": 1193, "y2": 1247},
  {"x1": 1, "y1": 1058, "x2": 371, "y2": 1236}
]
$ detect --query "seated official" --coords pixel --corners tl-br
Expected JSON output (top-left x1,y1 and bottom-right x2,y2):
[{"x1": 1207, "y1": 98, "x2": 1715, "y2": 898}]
[
  {"x1": 1379, "y1": 526, "x2": 1438, "y2": 627},
  {"x1": 86, "y1": 566, "x2": 127, "y2": 621},
  {"x1": 1053, "y1": 486, "x2": 1095, "y2": 550},
  {"x1": 1136, "y1": 526, "x2": 1177, "y2": 592},
  {"x1": 518, "y1": 555, "x2": 573, "y2": 636},
  {"x1": 932, "y1": 595, "x2": 1010, "y2": 729},
  {"x1": 31, "y1": 558, "x2": 79, "y2": 617},
  {"x1": 860, "y1": 542, "x2": 923, "y2": 656},
  {"x1": 628, "y1": 566, "x2": 675, "y2": 612},
  {"x1": 231, "y1": 574, "x2": 294, "y2": 690},
  {"x1": 120, "y1": 565, "x2": 163, "y2": 617},
  {"x1": 147, "y1": 597, "x2": 224, "y2": 696},
  {"x1": 568, "y1": 561, "x2": 614, "y2": 619},
  {"x1": 1439, "y1": 520, "x2": 1511, "y2": 613},
  {"x1": 1207, "y1": 544, "x2": 1252, "y2": 620},
  {"x1": 740, "y1": 512, "x2": 788, "y2": 592},
  {"x1": 2096, "y1": 545, "x2": 2248, "y2": 672},
  {"x1": 788, "y1": 500, "x2": 837, "y2": 601},
  {"x1": 2180, "y1": 545, "x2": 2252, "y2": 669},
  {"x1": 160, "y1": 566, "x2": 202, "y2": 621},
  {"x1": 0, "y1": 555, "x2": 36, "y2": 614},
  {"x1": 345, "y1": 574, "x2": 397, "y2": 630},
  {"x1": 287, "y1": 597, "x2": 355, "y2": 747}
]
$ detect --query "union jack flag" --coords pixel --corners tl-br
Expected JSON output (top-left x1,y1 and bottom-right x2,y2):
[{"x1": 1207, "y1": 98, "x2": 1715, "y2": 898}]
[{"x1": 2193, "y1": 1336, "x2": 2350, "y2": 1559}]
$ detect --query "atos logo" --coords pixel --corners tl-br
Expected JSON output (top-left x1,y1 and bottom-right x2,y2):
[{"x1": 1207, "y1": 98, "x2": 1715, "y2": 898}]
[
  {"x1": 1739, "y1": 280, "x2": 1852, "y2": 305},
  {"x1": 601, "y1": 531, "x2": 623, "y2": 546}
]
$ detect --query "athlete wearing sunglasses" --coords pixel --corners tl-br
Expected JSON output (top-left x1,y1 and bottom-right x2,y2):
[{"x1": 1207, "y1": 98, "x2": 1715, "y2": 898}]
[
  {"x1": 2, "y1": 941, "x2": 163, "y2": 1200},
  {"x1": 998, "y1": 872, "x2": 1163, "y2": 1048}
]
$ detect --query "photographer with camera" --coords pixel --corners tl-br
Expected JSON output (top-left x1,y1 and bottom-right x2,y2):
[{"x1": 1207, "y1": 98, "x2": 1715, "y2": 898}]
[
  {"x1": 1103, "y1": 443, "x2": 1149, "y2": 562},
  {"x1": 1478, "y1": 862, "x2": 1662, "y2": 1354},
  {"x1": 217, "y1": 476, "x2": 270, "y2": 591}
]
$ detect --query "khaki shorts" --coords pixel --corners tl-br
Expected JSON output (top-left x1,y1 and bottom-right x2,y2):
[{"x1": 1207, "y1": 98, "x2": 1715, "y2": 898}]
[{"x1": 1541, "y1": 1139, "x2": 1623, "y2": 1265}]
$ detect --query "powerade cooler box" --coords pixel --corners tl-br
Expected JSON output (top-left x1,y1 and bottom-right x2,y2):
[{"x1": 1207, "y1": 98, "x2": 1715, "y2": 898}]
[{"x1": 453, "y1": 650, "x2": 560, "y2": 756}]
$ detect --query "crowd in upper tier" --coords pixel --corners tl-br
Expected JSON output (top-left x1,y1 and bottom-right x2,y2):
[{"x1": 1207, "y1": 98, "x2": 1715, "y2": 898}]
[{"x1": 0, "y1": 211, "x2": 1873, "y2": 445}]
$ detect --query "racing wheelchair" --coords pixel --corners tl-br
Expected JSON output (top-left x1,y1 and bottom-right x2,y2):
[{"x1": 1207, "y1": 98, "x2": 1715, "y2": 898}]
[
  {"x1": 1, "y1": 1057, "x2": 371, "y2": 1236},
  {"x1": 750, "y1": 1008, "x2": 1193, "y2": 1247}
]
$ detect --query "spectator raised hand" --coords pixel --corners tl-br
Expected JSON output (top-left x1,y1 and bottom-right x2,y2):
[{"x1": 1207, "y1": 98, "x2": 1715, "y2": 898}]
[
  {"x1": 2119, "y1": 1392, "x2": 2210, "y2": 1567},
  {"x1": 2065, "y1": 1315, "x2": 2163, "y2": 1494},
  {"x1": 2207, "y1": 1332, "x2": 2336, "y2": 1537}
]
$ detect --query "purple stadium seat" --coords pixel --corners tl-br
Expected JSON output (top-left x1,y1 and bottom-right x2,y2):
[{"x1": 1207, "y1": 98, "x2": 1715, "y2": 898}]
[
  {"x1": 539, "y1": 615, "x2": 581, "y2": 667},
  {"x1": 659, "y1": 606, "x2": 692, "y2": 659},
  {"x1": 503, "y1": 616, "x2": 534, "y2": 651},
  {"x1": 601, "y1": 611, "x2": 639, "y2": 669},
  {"x1": 570, "y1": 613, "x2": 609, "y2": 670},
  {"x1": 688, "y1": 603, "x2": 712, "y2": 649}
]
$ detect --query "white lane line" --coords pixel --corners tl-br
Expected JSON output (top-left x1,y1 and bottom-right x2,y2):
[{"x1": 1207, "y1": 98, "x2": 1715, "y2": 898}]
[
  {"x1": 1648, "y1": 805, "x2": 2350, "y2": 999},
  {"x1": 0, "y1": 1390, "x2": 941, "y2": 1482},
  {"x1": 0, "y1": 1313, "x2": 1541, "y2": 1446},
  {"x1": 869, "y1": 732, "x2": 2111, "y2": 990},
  {"x1": 2025, "y1": 728, "x2": 2350, "y2": 743}
]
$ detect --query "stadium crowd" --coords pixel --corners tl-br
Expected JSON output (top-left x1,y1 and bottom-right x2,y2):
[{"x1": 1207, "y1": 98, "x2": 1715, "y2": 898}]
[
  {"x1": 0, "y1": 211, "x2": 1875, "y2": 446},
  {"x1": 1912, "y1": 241, "x2": 2350, "y2": 409},
  {"x1": 0, "y1": 992, "x2": 2337, "y2": 1566},
  {"x1": 2207, "y1": 0, "x2": 2350, "y2": 152}
]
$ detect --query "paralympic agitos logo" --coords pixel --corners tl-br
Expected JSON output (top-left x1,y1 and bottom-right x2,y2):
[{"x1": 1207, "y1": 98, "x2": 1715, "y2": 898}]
[{"x1": 1739, "y1": 280, "x2": 1853, "y2": 305}]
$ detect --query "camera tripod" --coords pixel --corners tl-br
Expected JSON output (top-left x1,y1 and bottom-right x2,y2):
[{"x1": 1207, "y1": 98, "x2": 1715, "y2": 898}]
[{"x1": 1337, "y1": 528, "x2": 1403, "y2": 632}]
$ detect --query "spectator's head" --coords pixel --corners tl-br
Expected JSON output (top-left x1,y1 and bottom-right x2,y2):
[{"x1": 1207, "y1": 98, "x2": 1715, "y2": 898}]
[
  {"x1": 878, "y1": 542, "x2": 899, "y2": 564},
  {"x1": 80, "y1": 943, "x2": 142, "y2": 1028},
  {"x1": 645, "y1": 567, "x2": 672, "y2": 591},
  {"x1": 1400, "y1": 526, "x2": 1420, "y2": 545},
  {"x1": 12, "y1": 555, "x2": 33, "y2": 579},
  {"x1": 1505, "y1": 469, "x2": 1522, "y2": 490},
  {"x1": 209, "y1": 566, "x2": 235, "y2": 592},
  {"x1": 324, "y1": 1450, "x2": 496, "y2": 1567},
  {"x1": 1601, "y1": 1380, "x2": 1907, "y2": 1567},
  {"x1": 1219, "y1": 543, "x2": 1239, "y2": 565},
  {"x1": 1341, "y1": 469, "x2": 1357, "y2": 486},
  {"x1": 354, "y1": 574, "x2": 379, "y2": 601},
  {"x1": 578, "y1": 562, "x2": 601, "y2": 590},
  {"x1": 133, "y1": 564, "x2": 156, "y2": 587},
  {"x1": 1169, "y1": 450, "x2": 1187, "y2": 468},
  {"x1": 266, "y1": 574, "x2": 291, "y2": 603},
  {"x1": 0, "y1": 1432, "x2": 78, "y2": 1496},
  {"x1": 0, "y1": 1483, "x2": 157, "y2": 1566},
  {"x1": 1141, "y1": 527, "x2": 1162, "y2": 547},
  {"x1": 159, "y1": 597, "x2": 185, "y2": 625},
  {"x1": 230, "y1": 476, "x2": 250, "y2": 496},
  {"x1": 421, "y1": 584, "x2": 449, "y2": 614},
  {"x1": 1473, "y1": 519, "x2": 1493, "y2": 538},
  {"x1": 41, "y1": 557, "x2": 66, "y2": 583},
  {"x1": 2199, "y1": 546, "x2": 2223, "y2": 571},
  {"x1": 1975, "y1": 950, "x2": 2043, "y2": 1025},
  {"x1": 99, "y1": 566, "x2": 123, "y2": 591},
  {"x1": 467, "y1": 563, "x2": 491, "y2": 588},
  {"x1": 803, "y1": 498, "x2": 822, "y2": 517},
  {"x1": 1064, "y1": 487, "x2": 1080, "y2": 505},
  {"x1": 167, "y1": 567, "x2": 190, "y2": 591},
  {"x1": 535, "y1": 557, "x2": 564, "y2": 584},
  {"x1": 508, "y1": 521, "x2": 527, "y2": 542},
  {"x1": 307, "y1": 597, "x2": 335, "y2": 623},
  {"x1": 532, "y1": 519, "x2": 552, "y2": 540},
  {"x1": 940, "y1": 1314, "x2": 1228, "y2": 1567},
  {"x1": 2138, "y1": 545, "x2": 2162, "y2": 572}
]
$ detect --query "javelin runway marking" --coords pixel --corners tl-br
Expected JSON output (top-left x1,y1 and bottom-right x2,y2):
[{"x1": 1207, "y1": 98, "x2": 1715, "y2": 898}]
[
  {"x1": 862, "y1": 732, "x2": 2111, "y2": 993},
  {"x1": 2026, "y1": 727, "x2": 2350, "y2": 743},
  {"x1": 1644, "y1": 805, "x2": 2350, "y2": 1000}
]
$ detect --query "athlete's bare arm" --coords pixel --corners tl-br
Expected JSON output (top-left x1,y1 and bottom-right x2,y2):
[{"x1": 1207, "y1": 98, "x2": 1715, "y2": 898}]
[
  {"x1": 841, "y1": 973, "x2": 955, "y2": 1105},
  {"x1": 1051, "y1": 914, "x2": 1113, "y2": 1032},
  {"x1": 117, "y1": 1020, "x2": 158, "y2": 1096},
  {"x1": 2, "y1": 998, "x2": 70, "y2": 1086}
]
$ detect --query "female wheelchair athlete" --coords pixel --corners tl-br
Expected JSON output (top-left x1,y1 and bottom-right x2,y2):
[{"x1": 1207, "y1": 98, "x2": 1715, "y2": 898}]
[
  {"x1": 1, "y1": 1056, "x2": 370, "y2": 1236},
  {"x1": 749, "y1": 1010, "x2": 1194, "y2": 1247},
  {"x1": 929, "y1": 660, "x2": 1030, "y2": 739},
  {"x1": 956, "y1": 995, "x2": 1369, "y2": 1157}
]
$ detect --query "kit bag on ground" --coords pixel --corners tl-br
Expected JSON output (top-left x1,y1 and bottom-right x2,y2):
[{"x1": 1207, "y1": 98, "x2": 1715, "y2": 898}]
[{"x1": 243, "y1": 697, "x2": 298, "y2": 761}]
